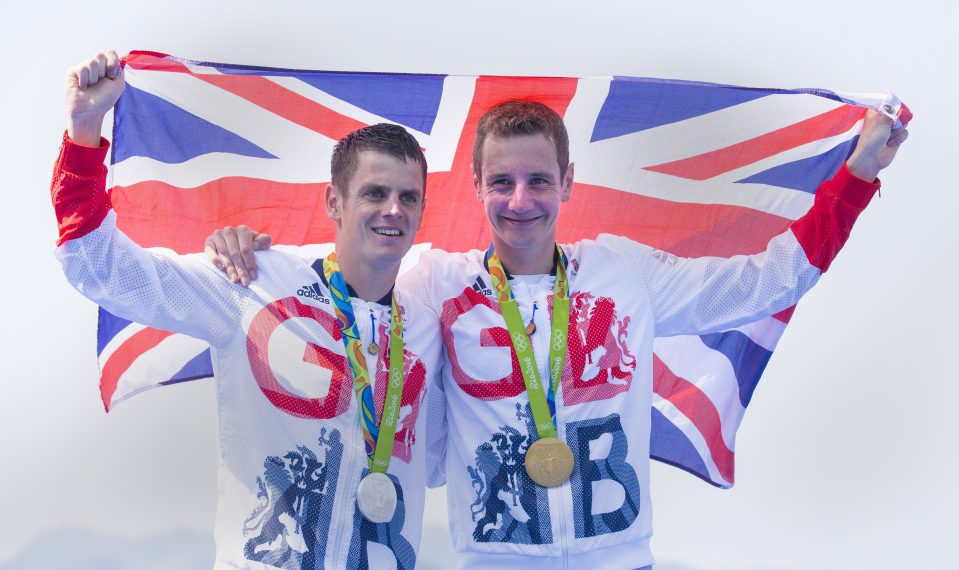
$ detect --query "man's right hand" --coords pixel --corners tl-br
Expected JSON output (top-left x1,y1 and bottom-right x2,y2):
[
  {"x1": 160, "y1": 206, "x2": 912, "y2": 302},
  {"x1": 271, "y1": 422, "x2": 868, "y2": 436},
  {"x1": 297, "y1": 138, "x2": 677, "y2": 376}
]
[
  {"x1": 65, "y1": 50, "x2": 125, "y2": 147},
  {"x1": 204, "y1": 226, "x2": 272, "y2": 287}
]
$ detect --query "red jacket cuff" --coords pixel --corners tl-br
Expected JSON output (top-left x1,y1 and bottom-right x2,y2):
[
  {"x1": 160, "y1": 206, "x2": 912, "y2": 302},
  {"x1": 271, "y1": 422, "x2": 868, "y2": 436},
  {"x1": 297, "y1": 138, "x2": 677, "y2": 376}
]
[
  {"x1": 59, "y1": 131, "x2": 111, "y2": 176},
  {"x1": 827, "y1": 163, "x2": 881, "y2": 210},
  {"x1": 52, "y1": 132, "x2": 112, "y2": 245}
]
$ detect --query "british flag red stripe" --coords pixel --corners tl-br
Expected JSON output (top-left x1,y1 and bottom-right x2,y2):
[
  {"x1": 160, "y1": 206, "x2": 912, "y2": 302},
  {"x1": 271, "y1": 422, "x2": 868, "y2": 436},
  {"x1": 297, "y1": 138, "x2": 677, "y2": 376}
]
[
  {"x1": 644, "y1": 104, "x2": 866, "y2": 180},
  {"x1": 95, "y1": 51, "x2": 910, "y2": 487}
]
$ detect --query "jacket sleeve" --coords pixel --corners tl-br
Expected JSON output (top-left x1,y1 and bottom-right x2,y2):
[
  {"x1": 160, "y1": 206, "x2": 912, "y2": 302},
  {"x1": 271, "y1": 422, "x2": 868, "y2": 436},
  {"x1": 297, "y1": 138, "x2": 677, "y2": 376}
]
[
  {"x1": 633, "y1": 164, "x2": 880, "y2": 337},
  {"x1": 52, "y1": 133, "x2": 245, "y2": 347}
]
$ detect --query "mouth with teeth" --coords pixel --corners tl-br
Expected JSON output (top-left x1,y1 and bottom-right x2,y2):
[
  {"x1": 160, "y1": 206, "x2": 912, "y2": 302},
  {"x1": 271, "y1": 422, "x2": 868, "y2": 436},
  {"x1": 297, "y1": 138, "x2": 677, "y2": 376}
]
[
  {"x1": 373, "y1": 228, "x2": 404, "y2": 237},
  {"x1": 504, "y1": 216, "x2": 542, "y2": 225}
]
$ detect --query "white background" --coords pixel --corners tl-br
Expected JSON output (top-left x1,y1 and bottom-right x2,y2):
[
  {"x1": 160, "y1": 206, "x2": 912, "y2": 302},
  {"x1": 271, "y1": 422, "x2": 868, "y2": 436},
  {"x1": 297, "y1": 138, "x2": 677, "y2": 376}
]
[{"x1": 1, "y1": 1, "x2": 956, "y2": 568}]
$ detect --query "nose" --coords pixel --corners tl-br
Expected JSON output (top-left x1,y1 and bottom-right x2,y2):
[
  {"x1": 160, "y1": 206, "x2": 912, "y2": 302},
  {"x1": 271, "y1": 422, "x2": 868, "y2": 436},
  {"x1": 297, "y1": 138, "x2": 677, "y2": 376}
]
[
  {"x1": 508, "y1": 183, "x2": 533, "y2": 212},
  {"x1": 384, "y1": 193, "x2": 402, "y2": 217}
]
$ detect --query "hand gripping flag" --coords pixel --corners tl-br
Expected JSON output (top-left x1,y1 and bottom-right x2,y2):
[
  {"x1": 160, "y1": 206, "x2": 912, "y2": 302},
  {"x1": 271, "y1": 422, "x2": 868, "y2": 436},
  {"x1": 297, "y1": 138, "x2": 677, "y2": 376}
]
[{"x1": 97, "y1": 50, "x2": 911, "y2": 488}]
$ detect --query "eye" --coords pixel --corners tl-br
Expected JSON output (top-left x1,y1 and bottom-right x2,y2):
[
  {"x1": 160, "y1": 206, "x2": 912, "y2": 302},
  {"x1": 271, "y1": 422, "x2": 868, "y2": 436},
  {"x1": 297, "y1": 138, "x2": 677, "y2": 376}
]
[
  {"x1": 400, "y1": 191, "x2": 421, "y2": 204},
  {"x1": 365, "y1": 188, "x2": 385, "y2": 199},
  {"x1": 489, "y1": 178, "x2": 513, "y2": 190},
  {"x1": 529, "y1": 176, "x2": 550, "y2": 186}
]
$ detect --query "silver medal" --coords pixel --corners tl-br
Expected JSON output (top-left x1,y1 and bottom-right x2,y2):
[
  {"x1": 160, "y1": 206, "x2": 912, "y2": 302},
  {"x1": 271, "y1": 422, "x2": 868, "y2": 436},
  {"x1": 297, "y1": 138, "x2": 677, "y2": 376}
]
[{"x1": 356, "y1": 472, "x2": 397, "y2": 523}]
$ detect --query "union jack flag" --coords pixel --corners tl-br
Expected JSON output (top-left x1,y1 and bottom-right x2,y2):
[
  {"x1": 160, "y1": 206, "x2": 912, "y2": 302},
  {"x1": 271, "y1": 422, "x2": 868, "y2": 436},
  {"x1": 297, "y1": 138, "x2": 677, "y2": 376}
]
[{"x1": 99, "y1": 50, "x2": 910, "y2": 488}]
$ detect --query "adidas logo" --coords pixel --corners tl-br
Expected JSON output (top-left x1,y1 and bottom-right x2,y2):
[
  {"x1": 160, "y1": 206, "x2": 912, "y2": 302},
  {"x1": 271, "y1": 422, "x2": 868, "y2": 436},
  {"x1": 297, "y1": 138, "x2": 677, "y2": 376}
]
[
  {"x1": 471, "y1": 275, "x2": 493, "y2": 297},
  {"x1": 651, "y1": 250, "x2": 678, "y2": 266},
  {"x1": 297, "y1": 282, "x2": 330, "y2": 304}
]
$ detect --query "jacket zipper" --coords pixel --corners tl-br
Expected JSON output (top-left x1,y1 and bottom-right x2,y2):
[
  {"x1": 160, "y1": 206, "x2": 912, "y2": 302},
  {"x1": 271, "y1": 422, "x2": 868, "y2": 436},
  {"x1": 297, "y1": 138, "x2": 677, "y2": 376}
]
[
  {"x1": 329, "y1": 298, "x2": 370, "y2": 568},
  {"x1": 556, "y1": 431, "x2": 570, "y2": 569},
  {"x1": 329, "y1": 400, "x2": 358, "y2": 568}
]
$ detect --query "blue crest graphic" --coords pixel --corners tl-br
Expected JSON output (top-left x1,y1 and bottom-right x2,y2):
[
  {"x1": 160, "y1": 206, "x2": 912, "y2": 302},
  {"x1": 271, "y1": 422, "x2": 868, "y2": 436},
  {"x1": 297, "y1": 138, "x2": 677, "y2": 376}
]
[
  {"x1": 243, "y1": 428, "x2": 344, "y2": 569},
  {"x1": 467, "y1": 403, "x2": 552, "y2": 545}
]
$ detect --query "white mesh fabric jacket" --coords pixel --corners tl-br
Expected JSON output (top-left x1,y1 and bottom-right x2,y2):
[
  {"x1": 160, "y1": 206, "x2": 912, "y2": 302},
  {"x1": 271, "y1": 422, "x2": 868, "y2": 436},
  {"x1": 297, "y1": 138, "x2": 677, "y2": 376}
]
[
  {"x1": 52, "y1": 139, "x2": 444, "y2": 570},
  {"x1": 53, "y1": 134, "x2": 876, "y2": 569},
  {"x1": 399, "y1": 160, "x2": 876, "y2": 569}
]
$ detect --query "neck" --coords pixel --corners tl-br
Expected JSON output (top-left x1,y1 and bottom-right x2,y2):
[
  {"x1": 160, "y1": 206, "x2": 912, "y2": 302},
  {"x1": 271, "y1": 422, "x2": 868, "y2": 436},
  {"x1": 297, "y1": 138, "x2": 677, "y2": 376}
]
[
  {"x1": 492, "y1": 237, "x2": 555, "y2": 276},
  {"x1": 333, "y1": 244, "x2": 400, "y2": 303}
]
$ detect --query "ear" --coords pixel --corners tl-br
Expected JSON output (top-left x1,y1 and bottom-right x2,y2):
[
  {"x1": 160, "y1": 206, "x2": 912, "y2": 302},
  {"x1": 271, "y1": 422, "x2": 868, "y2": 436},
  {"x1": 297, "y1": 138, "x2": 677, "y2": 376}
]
[
  {"x1": 561, "y1": 163, "x2": 574, "y2": 202},
  {"x1": 325, "y1": 183, "x2": 343, "y2": 223},
  {"x1": 473, "y1": 168, "x2": 482, "y2": 201}
]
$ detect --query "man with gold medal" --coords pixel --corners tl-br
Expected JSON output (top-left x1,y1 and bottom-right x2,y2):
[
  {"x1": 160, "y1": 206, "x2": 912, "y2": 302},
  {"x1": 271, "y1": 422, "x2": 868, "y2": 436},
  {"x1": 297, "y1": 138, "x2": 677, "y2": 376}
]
[{"x1": 210, "y1": 100, "x2": 906, "y2": 568}]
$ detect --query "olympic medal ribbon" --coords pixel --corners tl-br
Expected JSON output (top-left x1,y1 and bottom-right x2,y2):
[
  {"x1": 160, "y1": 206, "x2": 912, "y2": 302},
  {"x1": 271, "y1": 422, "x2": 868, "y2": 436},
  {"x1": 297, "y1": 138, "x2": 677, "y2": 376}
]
[
  {"x1": 485, "y1": 245, "x2": 569, "y2": 438},
  {"x1": 323, "y1": 253, "x2": 406, "y2": 474}
]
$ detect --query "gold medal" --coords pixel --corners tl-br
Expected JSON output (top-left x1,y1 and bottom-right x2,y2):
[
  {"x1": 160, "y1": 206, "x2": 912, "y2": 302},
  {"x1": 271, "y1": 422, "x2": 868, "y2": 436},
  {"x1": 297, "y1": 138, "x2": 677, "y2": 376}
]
[
  {"x1": 525, "y1": 321, "x2": 536, "y2": 336},
  {"x1": 524, "y1": 437, "x2": 574, "y2": 487},
  {"x1": 367, "y1": 342, "x2": 380, "y2": 355}
]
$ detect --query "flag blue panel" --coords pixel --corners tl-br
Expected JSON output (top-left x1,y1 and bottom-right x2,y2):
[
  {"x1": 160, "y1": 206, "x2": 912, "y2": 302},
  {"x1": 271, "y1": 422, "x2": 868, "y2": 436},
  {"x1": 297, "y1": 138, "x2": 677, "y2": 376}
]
[
  {"x1": 210, "y1": 65, "x2": 446, "y2": 134},
  {"x1": 591, "y1": 78, "x2": 770, "y2": 142},
  {"x1": 97, "y1": 309, "x2": 133, "y2": 356},
  {"x1": 699, "y1": 331, "x2": 772, "y2": 407},
  {"x1": 112, "y1": 85, "x2": 276, "y2": 165},
  {"x1": 649, "y1": 407, "x2": 712, "y2": 485},
  {"x1": 164, "y1": 349, "x2": 214, "y2": 384},
  {"x1": 736, "y1": 137, "x2": 857, "y2": 193},
  {"x1": 295, "y1": 73, "x2": 446, "y2": 135}
]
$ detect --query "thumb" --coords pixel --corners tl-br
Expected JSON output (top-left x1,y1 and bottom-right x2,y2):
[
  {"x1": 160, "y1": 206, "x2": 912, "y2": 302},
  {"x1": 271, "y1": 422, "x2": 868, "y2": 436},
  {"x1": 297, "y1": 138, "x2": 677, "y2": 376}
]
[{"x1": 253, "y1": 233, "x2": 273, "y2": 251}]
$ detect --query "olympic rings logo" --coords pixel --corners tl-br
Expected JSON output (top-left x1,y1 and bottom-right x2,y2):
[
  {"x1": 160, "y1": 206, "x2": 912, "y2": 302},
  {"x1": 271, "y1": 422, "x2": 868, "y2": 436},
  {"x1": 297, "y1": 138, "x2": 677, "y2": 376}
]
[
  {"x1": 512, "y1": 330, "x2": 530, "y2": 352},
  {"x1": 551, "y1": 330, "x2": 566, "y2": 351}
]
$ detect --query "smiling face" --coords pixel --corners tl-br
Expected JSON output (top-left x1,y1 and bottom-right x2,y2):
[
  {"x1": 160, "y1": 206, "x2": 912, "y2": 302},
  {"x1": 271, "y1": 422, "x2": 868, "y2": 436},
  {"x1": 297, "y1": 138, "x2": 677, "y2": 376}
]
[
  {"x1": 474, "y1": 133, "x2": 573, "y2": 273},
  {"x1": 327, "y1": 150, "x2": 426, "y2": 272}
]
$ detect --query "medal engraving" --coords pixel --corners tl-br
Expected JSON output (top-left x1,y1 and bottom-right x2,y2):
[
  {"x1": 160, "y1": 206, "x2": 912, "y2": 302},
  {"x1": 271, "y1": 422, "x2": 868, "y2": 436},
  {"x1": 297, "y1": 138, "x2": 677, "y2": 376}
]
[
  {"x1": 367, "y1": 342, "x2": 380, "y2": 355},
  {"x1": 356, "y1": 472, "x2": 397, "y2": 523},
  {"x1": 525, "y1": 437, "x2": 574, "y2": 487}
]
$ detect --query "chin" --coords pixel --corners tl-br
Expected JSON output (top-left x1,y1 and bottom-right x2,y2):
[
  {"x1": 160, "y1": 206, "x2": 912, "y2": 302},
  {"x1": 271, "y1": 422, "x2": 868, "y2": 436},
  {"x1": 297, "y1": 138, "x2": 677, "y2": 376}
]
[
  {"x1": 501, "y1": 228, "x2": 547, "y2": 247},
  {"x1": 376, "y1": 244, "x2": 412, "y2": 263}
]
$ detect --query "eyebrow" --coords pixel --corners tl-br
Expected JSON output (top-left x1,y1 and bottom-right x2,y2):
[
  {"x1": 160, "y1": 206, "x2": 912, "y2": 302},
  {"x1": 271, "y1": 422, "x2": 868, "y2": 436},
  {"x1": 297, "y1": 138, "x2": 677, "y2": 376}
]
[
  {"x1": 359, "y1": 183, "x2": 423, "y2": 195},
  {"x1": 486, "y1": 171, "x2": 555, "y2": 180}
]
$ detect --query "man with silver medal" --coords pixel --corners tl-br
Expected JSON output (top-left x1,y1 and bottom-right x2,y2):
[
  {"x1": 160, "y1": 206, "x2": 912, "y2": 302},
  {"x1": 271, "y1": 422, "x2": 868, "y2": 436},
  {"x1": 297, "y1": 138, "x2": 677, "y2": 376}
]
[{"x1": 54, "y1": 49, "x2": 445, "y2": 568}]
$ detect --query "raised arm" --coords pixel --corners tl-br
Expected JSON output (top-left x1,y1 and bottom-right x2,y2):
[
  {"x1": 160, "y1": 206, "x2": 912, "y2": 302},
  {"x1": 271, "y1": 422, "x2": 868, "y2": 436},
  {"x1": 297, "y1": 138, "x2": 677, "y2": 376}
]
[
  {"x1": 641, "y1": 109, "x2": 908, "y2": 336},
  {"x1": 64, "y1": 50, "x2": 124, "y2": 147},
  {"x1": 54, "y1": 51, "x2": 245, "y2": 346}
]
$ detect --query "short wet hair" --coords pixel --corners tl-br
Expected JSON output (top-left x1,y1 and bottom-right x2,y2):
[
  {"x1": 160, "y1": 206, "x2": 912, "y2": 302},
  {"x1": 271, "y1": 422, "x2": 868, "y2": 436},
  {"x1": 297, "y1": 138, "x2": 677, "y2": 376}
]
[
  {"x1": 472, "y1": 100, "x2": 570, "y2": 178},
  {"x1": 330, "y1": 123, "x2": 427, "y2": 193}
]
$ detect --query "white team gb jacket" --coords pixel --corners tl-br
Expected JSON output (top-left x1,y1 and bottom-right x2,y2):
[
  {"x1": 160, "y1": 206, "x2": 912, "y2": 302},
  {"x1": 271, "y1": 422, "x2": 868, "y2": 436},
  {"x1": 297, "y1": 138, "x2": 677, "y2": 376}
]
[
  {"x1": 399, "y1": 162, "x2": 878, "y2": 569},
  {"x1": 51, "y1": 136, "x2": 443, "y2": 570}
]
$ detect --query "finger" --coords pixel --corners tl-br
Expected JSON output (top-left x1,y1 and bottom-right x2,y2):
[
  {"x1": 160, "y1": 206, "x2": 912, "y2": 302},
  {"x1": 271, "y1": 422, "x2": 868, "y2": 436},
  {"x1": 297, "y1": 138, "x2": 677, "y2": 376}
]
[
  {"x1": 203, "y1": 244, "x2": 224, "y2": 271},
  {"x1": 95, "y1": 52, "x2": 109, "y2": 80},
  {"x1": 252, "y1": 233, "x2": 273, "y2": 251},
  {"x1": 87, "y1": 59, "x2": 100, "y2": 87},
  {"x1": 237, "y1": 225, "x2": 258, "y2": 281},
  {"x1": 863, "y1": 109, "x2": 894, "y2": 138},
  {"x1": 65, "y1": 65, "x2": 81, "y2": 91},
  {"x1": 105, "y1": 50, "x2": 121, "y2": 79},
  {"x1": 223, "y1": 228, "x2": 252, "y2": 287},
  {"x1": 203, "y1": 237, "x2": 226, "y2": 270},
  {"x1": 77, "y1": 66, "x2": 89, "y2": 90},
  {"x1": 888, "y1": 127, "x2": 909, "y2": 148},
  {"x1": 209, "y1": 232, "x2": 239, "y2": 283},
  {"x1": 222, "y1": 227, "x2": 246, "y2": 268}
]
